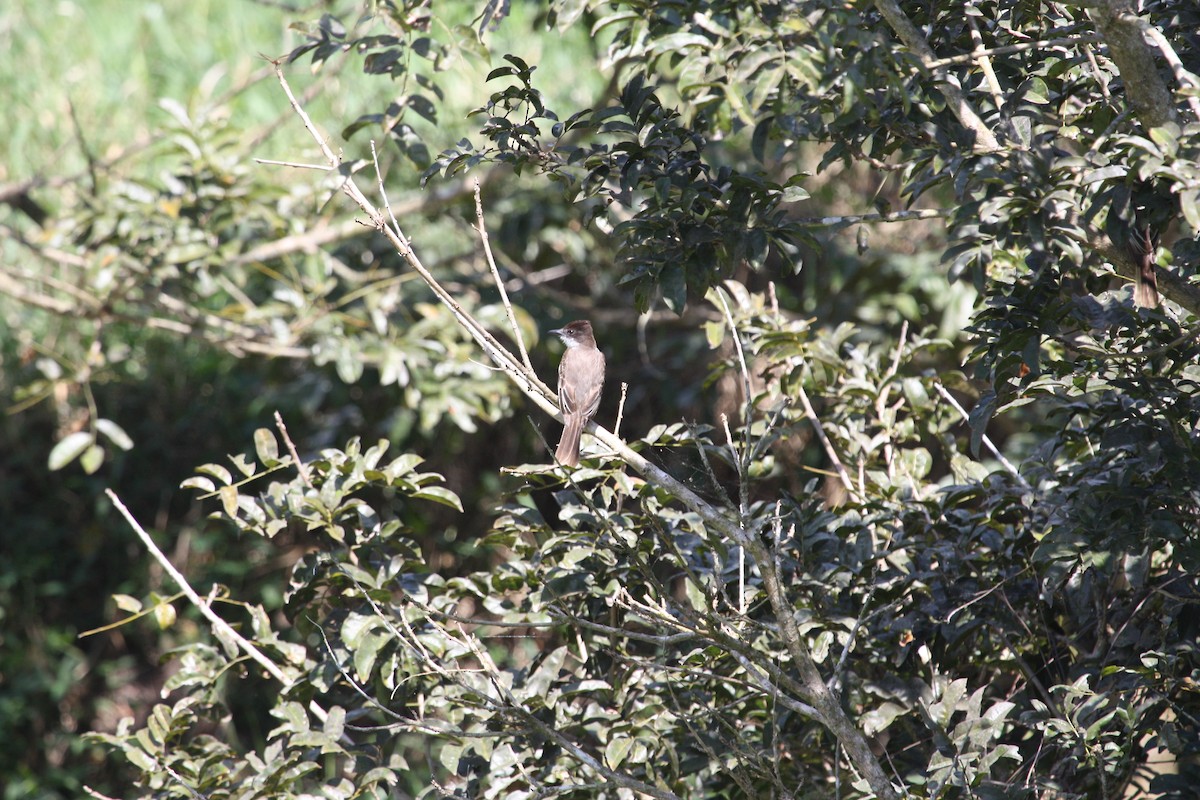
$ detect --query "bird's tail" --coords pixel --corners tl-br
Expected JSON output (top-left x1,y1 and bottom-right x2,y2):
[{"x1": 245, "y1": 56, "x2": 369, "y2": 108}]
[{"x1": 555, "y1": 415, "x2": 584, "y2": 466}]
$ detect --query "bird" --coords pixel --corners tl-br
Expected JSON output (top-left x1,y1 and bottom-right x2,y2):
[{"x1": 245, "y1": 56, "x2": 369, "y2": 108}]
[
  {"x1": 1133, "y1": 225, "x2": 1160, "y2": 308},
  {"x1": 551, "y1": 320, "x2": 605, "y2": 466}
]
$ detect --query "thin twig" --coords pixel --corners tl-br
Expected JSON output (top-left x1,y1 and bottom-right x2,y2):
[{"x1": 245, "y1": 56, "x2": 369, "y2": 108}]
[
  {"x1": 1083, "y1": 43, "x2": 1112, "y2": 101},
  {"x1": 714, "y1": 288, "x2": 755, "y2": 472},
  {"x1": 274, "y1": 411, "x2": 312, "y2": 489},
  {"x1": 874, "y1": 321, "x2": 909, "y2": 484},
  {"x1": 968, "y1": 12, "x2": 1006, "y2": 114},
  {"x1": 614, "y1": 381, "x2": 628, "y2": 438},
  {"x1": 713, "y1": 288, "x2": 755, "y2": 623},
  {"x1": 793, "y1": 370, "x2": 857, "y2": 502},
  {"x1": 104, "y1": 489, "x2": 292, "y2": 686},
  {"x1": 885, "y1": 320, "x2": 908, "y2": 384},
  {"x1": 932, "y1": 381, "x2": 1031, "y2": 489},
  {"x1": 796, "y1": 208, "x2": 948, "y2": 229},
  {"x1": 473, "y1": 179, "x2": 533, "y2": 372},
  {"x1": 926, "y1": 34, "x2": 1100, "y2": 69},
  {"x1": 368, "y1": 140, "x2": 406, "y2": 244},
  {"x1": 254, "y1": 157, "x2": 333, "y2": 170},
  {"x1": 718, "y1": 411, "x2": 748, "y2": 614}
]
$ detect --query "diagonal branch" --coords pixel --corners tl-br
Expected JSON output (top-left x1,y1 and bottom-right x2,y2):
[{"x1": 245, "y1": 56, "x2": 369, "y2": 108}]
[
  {"x1": 474, "y1": 178, "x2": 533, "y2": 373},
  {"x1": 872, "y1": 0, "x2": 1001, "y2": 152},
  {"x1": 105, "y1": 489, "x2": 300, "y2": 691}
]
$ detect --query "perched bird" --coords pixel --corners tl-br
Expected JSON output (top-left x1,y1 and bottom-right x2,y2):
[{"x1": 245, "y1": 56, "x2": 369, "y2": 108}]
[
  {"x1": 551, "y1": 320, "x2": 605, "y2": 466},
  {"x1": 1133, "y1": 225, "x2": 1160, "y2": 309}
]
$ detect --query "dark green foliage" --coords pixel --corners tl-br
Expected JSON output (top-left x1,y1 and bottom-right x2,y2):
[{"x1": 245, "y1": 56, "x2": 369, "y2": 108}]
[
  {"x1": 85, "y1": 284, "x2": 1200, "y2": 798},
  {"x1": 430, "y1": 66, "x2": 814, "y2": 311},
  {"x1": 4, "y1": 0, "x2": 1200, "y2": 797}
]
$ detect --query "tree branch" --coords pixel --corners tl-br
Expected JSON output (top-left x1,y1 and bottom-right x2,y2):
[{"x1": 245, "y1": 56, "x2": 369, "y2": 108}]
[
  {"x1": 872, "y1": 0, "x2": 1001, "y2": 152},
  {"x1": 926, "y1": 35, "x2": 1101, "y2": 69},
  {"x1": 473, "y1": 178, "x2": 533, "y2": 373},
  {"x1": 1090, "y1": 232, "x2": 1200, "y2": 315},
  {"x1": 1087, "y1": 0, "x2": 1177, "y2": 129},
  {"x1": 105, "y1": 490, "x2": 297, "y2": 688},
  {"x1": 1137, "y1": 20, "x2": 1200, "y2": 122}
]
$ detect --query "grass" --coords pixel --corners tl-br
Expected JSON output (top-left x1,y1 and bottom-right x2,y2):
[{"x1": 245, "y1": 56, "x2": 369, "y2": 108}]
[
  {"x1": 0, "y1": 0, "x2": 606, "y2": 190},
  {"x1": 0, "y1": 0, "x2": 289, "y2": 181}
]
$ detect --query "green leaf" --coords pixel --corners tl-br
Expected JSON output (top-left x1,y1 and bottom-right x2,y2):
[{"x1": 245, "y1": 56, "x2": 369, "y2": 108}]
[
  {"x1": 605, "y1": 735, "x2": 635, "y2": 769},
  {"x1": 153, "y1": 602, "x2": 177, "y2": 630},
  {"x1": 48, "y1": 431, "x2": 94, "y2": 471},
  {"x1": 661, "y1": 264, "x2": 686, "y2": 313},
  {"x1": 123, "y1": 744, "x2": 158, "y2": 772},
  {"x1": 254, "y1": 428, "x2": 279, "y2": 465},
  {"x1": 1181, "y1": 189, "x2": 1200, "y2": 232},
  {"x1": 180, "y1": 476, "x2": 215, "y2": 492},
  {"x1": 526, "y1": 646, "x2": 568, "y2": 698},
  {"x1": 324, "y1": 705, "x2": 346, "y2": 742},
  {"x1": 413, "y1": 486, "x2": 463, "y2": 512},
  {"x1": 219, "y1": 485, "x2": 239, "y2": 518},
  {"x1": 1022, "y1": 77, "x2": 1049, "y2": 104},
  {"x1": 80, "y1": 444, "x2": 106, "y2": 474},
  {"x1": 898, "y1": 447, "x2": 932, "y2": 479},
  {"x1": 385, "y1": 453, "x2": 424, "y2": 480},
  {"x1": 1148, "y1": 125, "x2": 1178, "y2": 156},
  {"x1": 113, "y1": 594, "x2": 143, "y2": 613},
  {"x1": 704, "y1": 320, "x2": 726, "y2": 348},
  {"x1": 197, "y1": 463, "x2": 233, "y2": 485},
  {"x1": 780, "y1": 184, "x2": 810, "y2": 203},
  {"x1": 354, "y1": 632, "x2": 388, "y2": 681},
  {"x1": 230, "y1": 453, "x2": 256, "y2": 478},
  {"x1": 95, "y1": 418, "x2": 134, "y2": 450}
]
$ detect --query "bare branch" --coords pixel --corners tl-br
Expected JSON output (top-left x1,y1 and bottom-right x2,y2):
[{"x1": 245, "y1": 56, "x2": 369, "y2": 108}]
[
  {"x1": 274, "y1": 411, "x2": 312, "y2": 489},
  {"x1": 797, "y1": 208, "x2": 948, "y2": 229},
  {"x1": 932, "y1": 382, "x2": 1031, "y2": 489},
  {"x1": 105, "y1": 489, "x2": 295, "y2": 687},
  {"x1": 473, "y1": 178, "x2": 533, "y2": 373},
  {"x1": 793, "y1": 367, "x2": 858, "y2": 503},
  {"x1": 613, "y1": 381, "x2": 628, "y2": 439},
  {"x1": 713, "y1": 285, "x2": 755, "y2": 519},
  {"x1": 926, "y1": 35, "x2": 1101, "y2": 69},
  {"x1": 968, "y1": 15, "x2": 1007, "y2": 116}
]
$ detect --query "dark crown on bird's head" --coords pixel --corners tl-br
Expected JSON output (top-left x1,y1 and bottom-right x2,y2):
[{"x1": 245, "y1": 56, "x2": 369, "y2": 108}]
[{"x1": 552, "y1": 320, "x2": 595, "y2": 345}]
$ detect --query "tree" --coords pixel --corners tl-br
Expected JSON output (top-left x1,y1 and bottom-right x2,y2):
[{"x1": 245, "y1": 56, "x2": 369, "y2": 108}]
[{"x1": 2, "y1": 0, "x2": 1198, "y2": 797}]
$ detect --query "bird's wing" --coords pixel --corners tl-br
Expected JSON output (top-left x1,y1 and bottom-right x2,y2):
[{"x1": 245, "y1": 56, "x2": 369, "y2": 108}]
[{"x1": 560, "y1": 350, "x2": 604, "y2": 420}]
